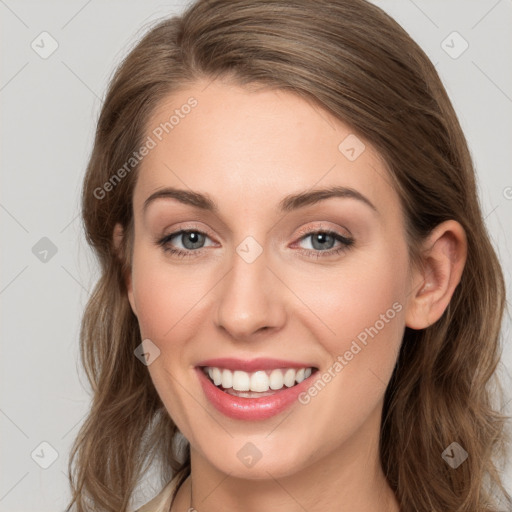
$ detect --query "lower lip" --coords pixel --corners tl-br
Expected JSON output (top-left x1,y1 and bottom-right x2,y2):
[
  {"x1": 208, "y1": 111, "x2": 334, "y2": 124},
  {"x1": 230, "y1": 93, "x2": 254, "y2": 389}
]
[{"x1": 196, "y1": 367, "x2": 315, "y2": 421}]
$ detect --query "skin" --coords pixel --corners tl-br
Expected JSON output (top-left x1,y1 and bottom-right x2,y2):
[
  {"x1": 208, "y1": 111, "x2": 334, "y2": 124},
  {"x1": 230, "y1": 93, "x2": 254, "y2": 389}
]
[{"x1": 114, "y1": 78, "x2": 467, "y2": 511}]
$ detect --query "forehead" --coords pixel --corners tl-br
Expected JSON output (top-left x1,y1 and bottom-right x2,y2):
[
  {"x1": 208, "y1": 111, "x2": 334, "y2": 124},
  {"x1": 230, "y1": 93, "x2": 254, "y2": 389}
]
[{"x1": 133, "y1": 79, "x2": 399, "y2": 220}]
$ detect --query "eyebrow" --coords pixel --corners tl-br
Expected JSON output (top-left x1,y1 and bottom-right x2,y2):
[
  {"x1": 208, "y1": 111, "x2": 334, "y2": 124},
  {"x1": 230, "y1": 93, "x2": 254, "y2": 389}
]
[{"x1": 142, "y1": 185, "x2": 378, "y2": 215}]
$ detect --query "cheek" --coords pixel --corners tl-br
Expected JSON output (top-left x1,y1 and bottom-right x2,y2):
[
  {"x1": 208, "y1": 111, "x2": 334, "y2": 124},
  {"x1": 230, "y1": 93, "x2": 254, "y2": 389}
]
[
  {"x1": 130, "y1": 248, "x2": 213, "y2": 345},
  {"x1": 131, "y1": 268, "x2": 173, "y2": 341},
  {"x1": 129, "y1": 252, "x2": 205, "y2": 424},
  {"x1": 290, "y1": 247, "x2": 406, "y2": 438},
  {"x1": 130, "y1": 248, "x2": 182, "y2": 341},
  {"x1": 289, "y1": 241, "x2": 407, "y2": 365}
]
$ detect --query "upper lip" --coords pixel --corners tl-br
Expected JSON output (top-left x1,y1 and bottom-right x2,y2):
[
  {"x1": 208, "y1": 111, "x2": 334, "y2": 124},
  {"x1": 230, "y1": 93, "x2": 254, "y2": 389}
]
[{"x1": 196, "y1": 357, "x2": 318, "y2": 373}]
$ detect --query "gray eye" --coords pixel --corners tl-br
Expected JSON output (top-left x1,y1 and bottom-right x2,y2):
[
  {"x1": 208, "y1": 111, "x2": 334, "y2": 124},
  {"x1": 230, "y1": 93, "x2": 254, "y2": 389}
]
[{"x1": 177, "y1": 231, "x2": 206, "y2": 250}]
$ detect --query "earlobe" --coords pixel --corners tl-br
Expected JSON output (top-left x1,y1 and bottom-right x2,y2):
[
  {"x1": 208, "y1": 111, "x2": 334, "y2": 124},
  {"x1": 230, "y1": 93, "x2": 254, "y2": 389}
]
[
  {"x1": 405, "y1": 220, "x2": 467, "y2": 330},
  {"x1": 113, "y1": 223, "x2": 137, "y2": 317}
]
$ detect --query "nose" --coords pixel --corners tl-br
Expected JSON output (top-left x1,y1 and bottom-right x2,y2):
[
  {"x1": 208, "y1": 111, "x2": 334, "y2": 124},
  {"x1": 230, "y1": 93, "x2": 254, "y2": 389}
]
[{"x1": 214, "y1": 242, "x2": 287, "y2": 341}]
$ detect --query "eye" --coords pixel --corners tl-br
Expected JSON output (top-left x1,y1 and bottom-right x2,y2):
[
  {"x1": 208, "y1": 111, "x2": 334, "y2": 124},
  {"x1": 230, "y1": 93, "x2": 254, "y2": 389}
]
[
  {"x1": 156, "y1": 229, "x2": 215, "y2": 258},
  {"x1": 155, "y1": 226, "x2": 355, "y2": 260},
  {"x1": 294, "y1": 228, "x2": 354, "y2": 259}
]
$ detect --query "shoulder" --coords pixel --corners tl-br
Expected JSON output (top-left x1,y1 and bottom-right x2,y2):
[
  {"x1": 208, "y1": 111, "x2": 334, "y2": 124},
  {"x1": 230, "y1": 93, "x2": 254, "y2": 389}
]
[{"x1": 134, "y1": 470, "x2": 186, "y2": 512}]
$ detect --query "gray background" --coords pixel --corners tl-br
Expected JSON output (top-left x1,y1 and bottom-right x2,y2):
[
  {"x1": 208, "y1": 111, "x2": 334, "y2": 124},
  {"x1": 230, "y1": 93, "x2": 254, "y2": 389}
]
[{"x1": 1, "y1": 1, "x2": 511, "y2": 510}]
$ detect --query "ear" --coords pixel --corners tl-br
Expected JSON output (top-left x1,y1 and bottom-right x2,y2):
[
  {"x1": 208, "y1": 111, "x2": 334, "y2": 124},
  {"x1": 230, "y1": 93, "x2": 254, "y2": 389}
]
[
  {"x1": 405, "y1": 220, "x2": 467, "y2": 329},
  {"x1": 113, "y1": 222, "x2": 137, "y2": 317}
]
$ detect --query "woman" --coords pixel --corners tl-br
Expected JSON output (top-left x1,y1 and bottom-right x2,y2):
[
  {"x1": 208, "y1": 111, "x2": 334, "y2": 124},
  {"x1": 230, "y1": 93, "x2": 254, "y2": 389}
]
[{"x1": 67, "y1": 0, "x2": 511, "y2": 511}]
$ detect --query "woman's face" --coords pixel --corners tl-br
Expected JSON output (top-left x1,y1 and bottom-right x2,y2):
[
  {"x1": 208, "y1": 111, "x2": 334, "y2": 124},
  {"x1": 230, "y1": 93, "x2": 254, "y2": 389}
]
[{"x1": 122, "y1": 79, "x2": 417, "y2": 479}]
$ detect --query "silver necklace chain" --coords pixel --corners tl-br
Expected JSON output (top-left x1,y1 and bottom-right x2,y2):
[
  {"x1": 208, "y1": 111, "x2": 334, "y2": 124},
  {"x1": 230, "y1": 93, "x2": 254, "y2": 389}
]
[{"x1": 189, "y1": 475, "x2": 193, "y2": 510}]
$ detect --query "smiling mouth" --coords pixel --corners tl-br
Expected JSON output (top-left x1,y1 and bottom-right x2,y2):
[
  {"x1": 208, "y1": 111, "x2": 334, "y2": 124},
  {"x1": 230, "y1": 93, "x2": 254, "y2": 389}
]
[{"x1": 200, "y1": 365, "x2": 318, "y2": 397}]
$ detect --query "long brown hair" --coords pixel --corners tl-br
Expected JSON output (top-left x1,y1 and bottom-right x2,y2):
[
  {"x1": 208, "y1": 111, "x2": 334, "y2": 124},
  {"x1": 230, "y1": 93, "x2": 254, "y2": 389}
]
[{"x1": 67, "y1": 1, "x2": 511, "y2": 510}]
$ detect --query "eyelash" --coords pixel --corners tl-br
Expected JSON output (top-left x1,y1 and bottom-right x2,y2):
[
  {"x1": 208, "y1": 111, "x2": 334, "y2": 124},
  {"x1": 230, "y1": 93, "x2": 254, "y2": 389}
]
[{"x1": 156, "y1": 225, "x2": 354, "y2": 260}]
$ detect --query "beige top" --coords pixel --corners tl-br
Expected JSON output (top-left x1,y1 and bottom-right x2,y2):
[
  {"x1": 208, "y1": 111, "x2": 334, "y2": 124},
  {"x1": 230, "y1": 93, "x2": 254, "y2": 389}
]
[{"x1": 135, "y1": 471, "x2": 187, "y2": 512}]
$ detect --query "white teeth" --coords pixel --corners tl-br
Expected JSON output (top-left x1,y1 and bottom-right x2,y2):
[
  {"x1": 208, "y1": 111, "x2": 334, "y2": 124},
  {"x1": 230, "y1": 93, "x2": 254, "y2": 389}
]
[
  {"x1": 283, "y1": 368, "x2": 296, "y2": 387},
  {"x1": 212, "y1": 367, "x2": 222, "y2": 386},
  {"x1": 203, "y1": 366, "x2": 315, "y2": 393},
  {"x1": 269, "y1": 369, "x2": 284, "y2": 390},
  {"x1": 233, "y1": 370, "x2": 250, "y2": 391},
  {"x1": 250, "y1": 371, "x2": 270, "y2": 392},
  {"x1": 221, "y1": 369, "x2": 232, "y2": 389}
]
